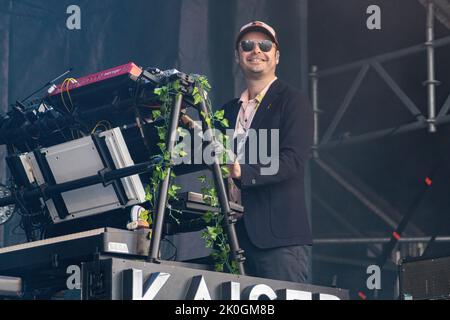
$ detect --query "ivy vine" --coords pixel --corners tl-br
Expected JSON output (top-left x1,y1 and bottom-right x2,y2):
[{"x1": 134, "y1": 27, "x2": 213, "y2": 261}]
[{"x1": 143, "y1": 74, "x2": 238, "y2": 274}]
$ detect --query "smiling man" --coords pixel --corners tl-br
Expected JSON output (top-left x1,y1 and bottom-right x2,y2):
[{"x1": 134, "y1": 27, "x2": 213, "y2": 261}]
[{"x1": 222, "y1": 21, "x2": 314, "y2": 283}]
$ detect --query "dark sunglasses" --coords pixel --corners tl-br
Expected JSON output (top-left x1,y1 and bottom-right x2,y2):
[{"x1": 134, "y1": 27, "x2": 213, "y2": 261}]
[{"x1": 240, "y1": 39, "x2": 274, "y2": 52}]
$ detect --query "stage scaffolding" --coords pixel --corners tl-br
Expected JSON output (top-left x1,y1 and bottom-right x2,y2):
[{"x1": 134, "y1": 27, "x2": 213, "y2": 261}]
[{"x1": 308, "y1": 0, "x2": 450, "y2": 280}]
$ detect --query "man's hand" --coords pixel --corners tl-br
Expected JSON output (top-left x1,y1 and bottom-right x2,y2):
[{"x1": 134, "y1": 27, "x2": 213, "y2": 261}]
[{"x1": 228, "y1": 161, "x2": 241, "y2": 179}]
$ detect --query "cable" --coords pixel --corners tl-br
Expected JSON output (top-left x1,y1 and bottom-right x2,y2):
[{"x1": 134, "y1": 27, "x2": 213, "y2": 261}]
[
  {"x1": 60, "y1": 79, "x2": 71, "y2": 113},
  {"x1": 11, "y1": 222, "x2": 26, "y2": 236},
  {"x1": 65, "y1": 78, "x2": 77, "y2": 110},
  {"x1": 60, "y1": 78, "x2": 77, "y2": 113},
  {"x1": 161, "y1": 237, "x2": 177, "y2": 261},
  {"x1": 90, "y1": 120, "x2": 112, "y2": 134},
  {"x1": 99, "y1": 120, "x2": 112, "y2": 129}
]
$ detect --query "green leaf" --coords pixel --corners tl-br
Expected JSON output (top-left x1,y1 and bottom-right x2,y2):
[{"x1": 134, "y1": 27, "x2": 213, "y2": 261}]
[
  {"x1": 199, "y1": 77, "x2": 212, "y2": 91},
  {"x1": 207, "y1": 226, "x2": 219, "y2": 240},
  {"x1": 163, "y1": 151, "x2": 171, "y2": 162},
  {"x1": 193, "y1": 93, "x2": 203, "y2": 105},
  {"x1": 152, "y1": 110, "x2": 162, "y2": 119},
  {"x1": 214, "y1": 110, "x2": 225, "y2": 120},
  {"x1": 203, "y1": 195, "x2": 213, "y2": 206},
  {"x1": 214, "y1": 263, "x2": 224, "y2": 272},
  {"x1": 230, "y1": 261, "x2": 238, "y2": 274},
  {"x1": 148, "y1": 214, "x2": 153, "y2": 226},
  {"x1": 157, "y1": 142, "x2": 166, "y2": 152},
  {"x1": 161, "y1": 168, "x2": 169, "y2": 180},
  {"x1": 220, "y1": 251, "x2": 228, "y2": 260},
  {"x1": 205, "y1": 117, "x2": 212, "y2": 128},
  {"x1": 145, "y1": 185, "x2": 153, "y2": 201},
  {"x1": 152, "y1": 171, "x2": 159, "y2": 182},
  {"x1": 197, "y1": 175, "x2": 206, "y2": 183},
  {"x1": 156, "y1": 126, "x2": 166, "y2": 141},
  {"x1": 139, "y1": 210, "x2": 149, "y2": 221},
  {"x1": 220, "y1": 119, "x2": 229, "y2": 128},
  {"x1": 192, "y1": 86, "x2": 199, "y2": 97},
  {"x1": 177, "y1": 127, "x2": 188, "y2": 138},
  {"x1": 192, "y1": 87, "x2": 203, "y2": 105},
  {"x1": 144, "y1": 192, "x2": 153, "y2": 202},
  {"x1": 211, "y1": 251, "x2": 219, "y2": 260},
  {"x1": 154, "y1": 88, "x2": 163, "y2": 96},
  {"x1": 179, "y1": 150, "x2": 188, "y2": 157},
  {"x1": 202, "y1": 211, "x2": 214, "y2": 224},
  {"x1": 221, "y1": 166, "x2": 230, "y2": 177},
  {"x1": 172, "y1": 80, "x2": 181, "y2": 91}
]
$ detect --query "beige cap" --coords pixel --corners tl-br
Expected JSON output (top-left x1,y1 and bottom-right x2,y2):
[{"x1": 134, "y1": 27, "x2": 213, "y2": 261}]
[{"x1": 235, "y1": 21, "x2": 279, "y2": 49}]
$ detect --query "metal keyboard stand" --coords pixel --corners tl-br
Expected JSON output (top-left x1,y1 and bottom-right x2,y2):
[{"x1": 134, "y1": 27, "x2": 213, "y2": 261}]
[{"x1": 146, "y1": 74, "x2": 246, "y2": 275}]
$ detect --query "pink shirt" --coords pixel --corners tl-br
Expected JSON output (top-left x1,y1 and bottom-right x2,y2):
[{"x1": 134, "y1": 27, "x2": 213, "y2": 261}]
[
  {"x1": 229, "y1": 77, "x2": 277, "y2": 205},
  {"x1": 234, "y1": 77, "x2": 278, "y2": 138}
]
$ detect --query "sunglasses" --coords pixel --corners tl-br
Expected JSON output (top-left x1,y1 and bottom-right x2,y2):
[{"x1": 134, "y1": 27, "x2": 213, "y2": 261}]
[{"x1": 240, "y1": 39, "x2": 274, "y2": 52}]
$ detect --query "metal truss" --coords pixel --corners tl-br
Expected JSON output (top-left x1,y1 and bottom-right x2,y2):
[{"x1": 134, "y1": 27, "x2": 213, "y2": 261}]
[
  {"x1": 314, "y1": 236, "x2": 450, "y2": 245},
  {"x1": 309, "y1": 1, "x2": 450, "y2": 265}
]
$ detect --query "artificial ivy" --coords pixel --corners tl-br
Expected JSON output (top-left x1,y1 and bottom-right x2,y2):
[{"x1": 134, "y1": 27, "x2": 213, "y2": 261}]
[{"x1": 143, "y1": 74, "x2": 238, "y2": 274}]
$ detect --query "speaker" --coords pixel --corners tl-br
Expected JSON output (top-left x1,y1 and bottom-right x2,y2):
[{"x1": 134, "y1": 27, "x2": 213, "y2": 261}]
[{"x1": 399, "y1": 255, "x2": 450, "y2": 300}]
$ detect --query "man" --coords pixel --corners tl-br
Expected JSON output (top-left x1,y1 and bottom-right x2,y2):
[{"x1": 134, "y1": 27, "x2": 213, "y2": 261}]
[{"x1": 222, "y1": 21, "x2": 313, "y2": 283}]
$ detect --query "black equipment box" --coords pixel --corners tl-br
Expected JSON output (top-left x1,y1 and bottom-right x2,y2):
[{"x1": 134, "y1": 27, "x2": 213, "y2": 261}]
[{"x1": 399, "y1": 255, "x2": 450, "y2": 300}]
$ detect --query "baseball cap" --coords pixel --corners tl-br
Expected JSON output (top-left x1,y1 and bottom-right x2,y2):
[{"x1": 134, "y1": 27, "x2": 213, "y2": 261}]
[{"x1": 235, "y1": 21, "x2": 279, "y2": 49}]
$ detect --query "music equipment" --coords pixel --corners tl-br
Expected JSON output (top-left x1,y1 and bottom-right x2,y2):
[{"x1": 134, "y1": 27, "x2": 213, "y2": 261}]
[
  {"x1": 399, "y1": 255, "x2": 450, "y2": 299},
  {"x1": 0, "y1": 276, "x2": 22, "y2": 298},
  {"x1": 175, "y1": 192, "x2": 244, "y2": 216},
  {"x1": 45, "y1": 62, "x2": 145, "y2": 114},
  {"x1": 47, "y1": 62, "x2": 142, "y2": 97},
  {"x1": 0, "y1": 63, "x2": 177, "y2": 151},
  {"x1": 0, "y1": 228, "x2": 150, "y2": 275},
  {"x1": 164, "y1": 192, "x2": 244, "y2": 234},
  {"x1": 8, "y1": 127, "x2": 146, "y2": 224}
]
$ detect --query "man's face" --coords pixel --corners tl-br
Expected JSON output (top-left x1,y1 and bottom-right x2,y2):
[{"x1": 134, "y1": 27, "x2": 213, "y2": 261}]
[{"x1": 236, "y1": 31, "x2": 279, "y2": 80}]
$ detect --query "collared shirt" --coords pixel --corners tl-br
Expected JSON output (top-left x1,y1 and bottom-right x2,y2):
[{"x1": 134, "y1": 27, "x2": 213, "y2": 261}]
[
  {"x1": 234, "y1": 77, "x2": 278, "y2": 139},
  {"x1": 229, "y1": 77, "x2": 277, "y2": 205}
]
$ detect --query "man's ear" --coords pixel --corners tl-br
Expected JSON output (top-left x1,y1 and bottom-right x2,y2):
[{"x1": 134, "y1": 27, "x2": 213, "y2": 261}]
[
  {"x1": 235, "y1": 50, "x2": 240, "y2": 64},
  {"x1": 276, "y1": 51, "x2": 280, "y2": 64}
]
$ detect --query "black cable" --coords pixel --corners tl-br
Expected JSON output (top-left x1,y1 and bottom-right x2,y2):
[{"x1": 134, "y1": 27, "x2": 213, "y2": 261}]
[
  {"x1": 11, "y1": 225, "x2": 25, "y2": 237},
  {"x1": 161, "y1": 237, "x2": 177, "y2": 261}
]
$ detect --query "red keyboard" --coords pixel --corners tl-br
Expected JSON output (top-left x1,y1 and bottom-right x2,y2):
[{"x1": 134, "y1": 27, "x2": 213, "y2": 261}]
[{"x1": 48, "y1": 62, "x2": 143, "y2": 97}]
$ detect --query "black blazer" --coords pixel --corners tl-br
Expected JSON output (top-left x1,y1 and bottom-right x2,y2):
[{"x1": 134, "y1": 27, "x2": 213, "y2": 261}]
[{"x1": 222, "y1": 79, "x2": 313, "y2": 249}]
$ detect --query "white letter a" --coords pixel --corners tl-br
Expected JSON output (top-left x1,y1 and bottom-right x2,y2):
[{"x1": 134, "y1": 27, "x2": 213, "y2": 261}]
[
  {"x1": 366, "y1": 265, "x2": 381, "y2": 290},
  {"x1": 66, "y1": 5, "x2": 81, "y2": 30},
  {"x1": 366, "y1": 5, "x2": 381, "y2": 30}
]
